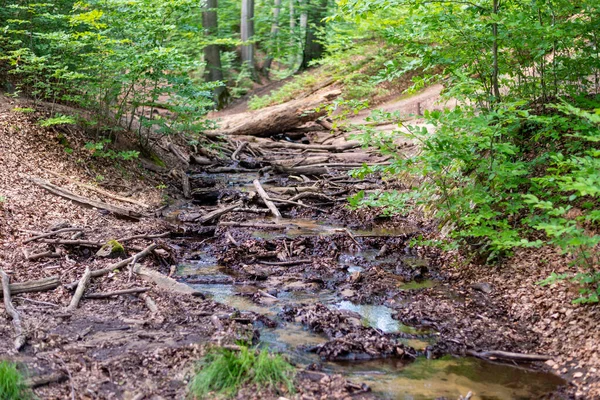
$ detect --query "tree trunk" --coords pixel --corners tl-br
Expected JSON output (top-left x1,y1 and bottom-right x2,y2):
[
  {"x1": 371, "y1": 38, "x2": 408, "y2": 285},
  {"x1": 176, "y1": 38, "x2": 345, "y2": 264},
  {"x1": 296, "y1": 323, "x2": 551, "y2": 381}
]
[
  {"x1": 203, "y1": 0, "x2": 228, "y2": 108},
  {"x1": 241, "y1": 0, "x2": 256, "y2": 80},
  {"x1": 491, "y1": 0, "x2": 501, "y2": 103},
  {"x1": 300, "y1": 0, "x2": 327, "y2": 70},
  {"x1": 263, "y1": 0, "x2": 283, "y2": 76}
]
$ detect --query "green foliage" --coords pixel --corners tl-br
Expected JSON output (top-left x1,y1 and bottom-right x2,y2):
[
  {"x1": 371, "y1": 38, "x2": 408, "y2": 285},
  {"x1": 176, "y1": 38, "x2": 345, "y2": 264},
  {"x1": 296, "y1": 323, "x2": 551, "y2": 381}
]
[
  {"x1": 38, "y1": 114, "x2": 76, "y2": 127},
  {"x1": 84, "y1": 139, "x2": 139, "y2": 161},
  {"x1": 0, "y1": 361, "x2": 32, "y2": 400},
  {"x1": 333, "y1": 0, "x2": 600, "y2": 302},
  {"x1": 188, "y1": 346, "x2": 295, "y2": 399}
]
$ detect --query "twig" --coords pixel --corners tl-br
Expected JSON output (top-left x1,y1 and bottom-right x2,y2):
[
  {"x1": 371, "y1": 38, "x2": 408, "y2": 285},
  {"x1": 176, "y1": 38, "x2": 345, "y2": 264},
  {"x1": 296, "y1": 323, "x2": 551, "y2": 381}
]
[
  {"x1": 225, "y1": 232, "x2": 239, "y2": 247},
  {"x1": 1, "y1": 270, "x2": 26, "y2": 351},
  {"x1": 117, "y1": 232, "x2": 170, "y2": 242},
  {"x1": 66, "y1": 267, "x2": 92, "y2": 312},
  {"x1": 260, "y1": 259, "x2": 311, "y2": 266},
  {"x1": 194, "y1": 202, "x2": 243, "y2": 224}
]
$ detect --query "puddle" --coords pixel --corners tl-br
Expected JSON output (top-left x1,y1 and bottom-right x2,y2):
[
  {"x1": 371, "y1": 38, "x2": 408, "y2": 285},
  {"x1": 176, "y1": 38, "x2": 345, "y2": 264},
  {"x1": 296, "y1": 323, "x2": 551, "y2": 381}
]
[
  {"x1": 333, "y1": 356, "x2": 566, "y2": 400},
  {"x1": 335, "y1": 301, "x2": 402, "y2": 333}
]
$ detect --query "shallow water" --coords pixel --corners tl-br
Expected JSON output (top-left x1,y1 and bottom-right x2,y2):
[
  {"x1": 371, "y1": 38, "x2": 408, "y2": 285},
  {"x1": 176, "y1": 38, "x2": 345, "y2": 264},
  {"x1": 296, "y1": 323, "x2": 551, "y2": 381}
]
[{"x1": 181, "y1": 225, "x2": 564, "y2": 399}]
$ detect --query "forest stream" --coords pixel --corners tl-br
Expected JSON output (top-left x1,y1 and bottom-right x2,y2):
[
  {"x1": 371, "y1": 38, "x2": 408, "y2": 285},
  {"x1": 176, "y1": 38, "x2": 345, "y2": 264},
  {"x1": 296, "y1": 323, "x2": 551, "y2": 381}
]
[{"x1": 170, "y1": 171, "x2": 565, "y2": 400}]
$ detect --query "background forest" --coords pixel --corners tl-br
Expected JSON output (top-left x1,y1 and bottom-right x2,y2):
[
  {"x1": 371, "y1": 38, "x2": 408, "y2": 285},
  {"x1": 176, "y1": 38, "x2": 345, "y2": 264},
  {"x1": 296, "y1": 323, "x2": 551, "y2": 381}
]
[{"x1": 1, "y1": 0, "x2": 599, "y2": 303}]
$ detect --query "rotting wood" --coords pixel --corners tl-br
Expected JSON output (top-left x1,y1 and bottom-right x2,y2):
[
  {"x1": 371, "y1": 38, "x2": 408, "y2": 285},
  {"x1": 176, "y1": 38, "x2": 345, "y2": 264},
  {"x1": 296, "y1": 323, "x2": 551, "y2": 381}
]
[
  {"x1": 85, "y1": 287, "x2": 150, "y2": 299},
  {"x1": 65, "y1": 244, "x2": 158, "y2": 290},
  {"x1": 0, "y1": 276, "x2": 60, "y2": 296},
  {"x1": 1, "y1": 270, "x2": 26, "y2": 351},
  {"x1": 466, "y1": 350, "x2": 552, "y2": 362},
  {"x1": 139, "y1": 293, "x2": 158, "y2": 313},
  {"x1": 30, "y1": 176, "x2": 142, "y2": 220},
  {"x1": 24, "y1": 227, "x2": 84, "y2": 244},
  {"x1": 205, "y1": 89, "x2": 341, "y2": 137},
  {"x1": 194, "y1": 201, "x2": 243, "y2": 224},
  {"x1": 133, "y1": 264, "x2": 204, "y2": 297},
  {"x1": 253, "y1": 180, "x2": 281, "y2": 218},
  {"x1": 66, "y1": 267, "x2": 92, "y2": 312},
  {"x1": 43, "y1": 169, "x2": 149, "y2": 208},
  {"x1": 191, "y1": 155, "x2": 214, "y2": 165}
]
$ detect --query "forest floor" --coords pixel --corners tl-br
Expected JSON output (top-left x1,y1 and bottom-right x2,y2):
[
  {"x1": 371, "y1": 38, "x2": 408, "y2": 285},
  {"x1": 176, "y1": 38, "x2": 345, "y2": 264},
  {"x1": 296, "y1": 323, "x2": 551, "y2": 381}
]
[{"x1": 0, "y1": 76, "x2": 597, "y2": 400}]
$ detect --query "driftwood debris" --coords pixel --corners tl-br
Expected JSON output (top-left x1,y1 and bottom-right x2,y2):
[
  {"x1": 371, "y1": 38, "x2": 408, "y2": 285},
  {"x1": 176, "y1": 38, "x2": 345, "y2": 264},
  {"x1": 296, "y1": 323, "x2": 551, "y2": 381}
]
[
  {"x1": 1, "y1": 270, "x2": 26, "y2": 351},
  {"x1": 30, "y1": 176, "x2": 142, "y2": 220},
  {"x1": 0, "y1": 275, "x2": 60, "y2": 296},
  {"x1": 206, "y1": 89, "x2": 341, "y2": 137},
  {"x1": 253, "y1": 180, "x2": 281, "y2": 218}
]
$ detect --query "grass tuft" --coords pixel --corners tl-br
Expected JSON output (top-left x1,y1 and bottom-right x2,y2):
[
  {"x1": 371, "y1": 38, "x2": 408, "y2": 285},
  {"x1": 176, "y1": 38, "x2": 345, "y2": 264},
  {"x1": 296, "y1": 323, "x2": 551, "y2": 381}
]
[
  {"x1": 0, "y1": 361, "x2": 32, "y2": 400},
  {"x1": 188, "y1": 346, "x2": 295, "y2": 399}
]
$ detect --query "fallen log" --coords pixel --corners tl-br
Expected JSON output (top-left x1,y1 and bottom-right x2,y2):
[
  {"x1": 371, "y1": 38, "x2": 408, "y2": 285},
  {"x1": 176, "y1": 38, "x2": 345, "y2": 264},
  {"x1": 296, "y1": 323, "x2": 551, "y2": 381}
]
[
  {"x1": 1, "y1": 270, "x2": 26, "y2": 351},
  {"x1": 259, "y1": 141, "x2": 360, "y2": 152},
  {"x1": 132, "y1": 264, "x2": 203, "y2": 297},
  {"x1": 30, "y1": 176, "x2": 142, "y2": 220},
  {"x1": 206, "y1": 89, "x2": 341, "y2": 137},
  {"x1": 85, "y1": 287, "x2": 150, "y2": 299},
  {"x1": 0, "y1": 276, "x2": 60, "y2": 296},
  {"x1": 466, "y1": 350, "x2": 552, "y2": 362}
]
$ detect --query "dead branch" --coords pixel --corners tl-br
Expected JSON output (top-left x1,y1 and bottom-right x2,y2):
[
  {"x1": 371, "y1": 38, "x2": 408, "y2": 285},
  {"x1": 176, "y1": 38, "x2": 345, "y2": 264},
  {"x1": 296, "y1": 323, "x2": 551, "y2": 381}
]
[
  {"x1": 65, "y1": 244, "x2": 157, "y2": 290},
  {"x1": 66, "y1": 267, "x2": 92, "y2": 312},
  {"x1": 253, "y1": 180, "x2": 281, "y2": 218},
  {"x1": 1, "y1": 270, "x2": 26, "y2": 351},
  {"x1": 218, "y1": 222, "x2": 286, "y2": 229},
  {"x1": 231, "y1": 142, "x2": 248, "y2": 161},
  {"x1": 43, "y1": 169, "x2": 149, "y2": 208},
  {"x1": 168, "y1": 143, "x2": 190, "y2": 166},
  {"x1": 24, "y1": 227, "x2": 84, "y2": 244},
  {"x1": 194, "y1": 202, "x2": 244, "y2": 224},
  {"x1": 85, "y1": 287, "x2": 150, "y2": 299},
  {"x1": 23, "y1": 249, "x2": 61, "y2": 261},
  {"x1": 25, "y1": 372, "x2": 67, "y2": 388},
  {"x1": 0, "y1": 276, "x2": 60, "y2": 296},
  {"x1": 267, "y1": 196, "x2": 327, "y2": 212},
  {"x1": 117, "y1": 232, "x2": 170, "y2": 242},
  {"x1": 30, "y1": 176, "x2": 142, "y2": 219},
  {"x1": 260, "y1": 141, "x2": 360, "y2": 152}
]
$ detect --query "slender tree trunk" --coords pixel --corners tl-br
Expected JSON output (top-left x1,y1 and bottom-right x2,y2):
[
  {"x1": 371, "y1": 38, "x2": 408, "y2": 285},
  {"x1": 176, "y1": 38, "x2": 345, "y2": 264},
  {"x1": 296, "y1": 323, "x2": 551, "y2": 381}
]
[
  {"x1": 241, "y1": 0, "x2": 256, "y2": 80},
  {"x1": 300, "y1": 0, "x2": 327, "y2": 70},
  {"x1": 203, "y1": 0, "x2": 228, "y2": 108},
  {"x1": 263, "y1": 0, "x2": 282, "y2": 77},
  {"x1": 491, "y1": 0, "x2": 501, "y2": 103}
]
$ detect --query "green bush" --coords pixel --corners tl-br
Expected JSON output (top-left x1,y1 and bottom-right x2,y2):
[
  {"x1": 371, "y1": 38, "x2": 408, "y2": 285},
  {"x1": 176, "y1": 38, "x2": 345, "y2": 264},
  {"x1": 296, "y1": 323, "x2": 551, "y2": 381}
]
[{"x1": 188, "y1": 346, "x2": 295, "y2": 399}]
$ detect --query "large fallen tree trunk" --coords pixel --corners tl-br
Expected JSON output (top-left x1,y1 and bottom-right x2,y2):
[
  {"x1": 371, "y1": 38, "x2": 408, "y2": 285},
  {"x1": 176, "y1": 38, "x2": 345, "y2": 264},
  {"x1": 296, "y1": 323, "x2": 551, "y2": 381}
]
[
  {"x1": 206, "y1": 89, "x2": 341, "y2": 137},
  {"x1": 0, "y1": 276, "x2": 60, "y2": 296}
]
